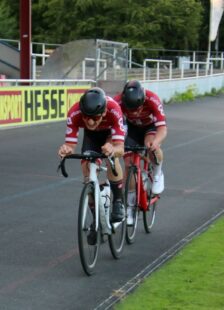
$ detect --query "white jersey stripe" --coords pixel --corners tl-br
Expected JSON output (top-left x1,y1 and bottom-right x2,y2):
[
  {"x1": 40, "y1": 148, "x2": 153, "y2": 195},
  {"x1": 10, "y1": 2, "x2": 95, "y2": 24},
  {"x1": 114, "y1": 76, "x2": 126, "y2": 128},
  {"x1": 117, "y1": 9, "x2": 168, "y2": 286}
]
[
  {"x1": 65, "y1": 137, "x2": 77, "y2": 143},
  {"x1": 112, "y1": 135, "x2": 125, "y2": 141},
  {"x1": 155, "y1": 121, "x2": 166, "y2": 127}
]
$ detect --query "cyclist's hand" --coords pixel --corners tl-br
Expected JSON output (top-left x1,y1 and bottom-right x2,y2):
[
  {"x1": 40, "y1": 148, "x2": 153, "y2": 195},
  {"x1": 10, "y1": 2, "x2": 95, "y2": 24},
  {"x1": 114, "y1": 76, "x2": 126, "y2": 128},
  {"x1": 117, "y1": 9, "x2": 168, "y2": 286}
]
[
  {"x1": 147, "y1": 141, "x2": 160, "y2": 152},
  {"x1": 101, "y1": 142, "x2": 114, "y2": 157},
  {"x1": 58, "y1": 143, "x2": 74, "y2": 158}
]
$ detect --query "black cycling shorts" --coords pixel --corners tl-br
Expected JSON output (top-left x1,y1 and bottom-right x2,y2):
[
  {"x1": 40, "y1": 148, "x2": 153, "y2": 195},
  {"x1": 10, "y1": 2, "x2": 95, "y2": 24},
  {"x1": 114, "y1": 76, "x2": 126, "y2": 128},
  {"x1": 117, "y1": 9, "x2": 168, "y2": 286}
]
[
  {"x1": 81, "y1": 129, "x2": 111, "y2": 153},
  {"x1": 125, "y1": 121, "x2": 156, "y2": 147}
]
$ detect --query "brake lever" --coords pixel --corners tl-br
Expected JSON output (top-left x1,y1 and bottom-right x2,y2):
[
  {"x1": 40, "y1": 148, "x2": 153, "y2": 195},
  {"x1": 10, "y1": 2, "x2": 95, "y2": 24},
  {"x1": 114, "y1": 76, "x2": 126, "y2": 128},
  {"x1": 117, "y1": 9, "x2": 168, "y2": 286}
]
[{"x1": 107, "y1": 155, "x2": 118, "y2": 177}]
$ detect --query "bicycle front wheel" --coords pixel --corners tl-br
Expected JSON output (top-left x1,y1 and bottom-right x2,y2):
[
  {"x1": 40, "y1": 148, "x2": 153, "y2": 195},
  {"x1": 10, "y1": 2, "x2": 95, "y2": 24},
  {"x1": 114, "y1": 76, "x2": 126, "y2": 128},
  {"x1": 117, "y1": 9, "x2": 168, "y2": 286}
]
[
  {"x1": 125, "y1": 166, "x2": 139, "y2": 244},
  {"x1": 78, "y1": 182, "x2": 100, "y2": 276}
]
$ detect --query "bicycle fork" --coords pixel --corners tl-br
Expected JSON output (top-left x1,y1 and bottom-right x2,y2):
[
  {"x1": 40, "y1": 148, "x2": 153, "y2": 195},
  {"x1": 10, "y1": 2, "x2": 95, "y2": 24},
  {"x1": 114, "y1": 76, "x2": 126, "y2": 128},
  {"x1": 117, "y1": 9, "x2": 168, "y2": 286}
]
[
  {"x1": 89, "y1": 163, "x2": 112, "y2": 235},
  {"x1": 90, "y1": 183, "x2": 111, "y2": 235}
]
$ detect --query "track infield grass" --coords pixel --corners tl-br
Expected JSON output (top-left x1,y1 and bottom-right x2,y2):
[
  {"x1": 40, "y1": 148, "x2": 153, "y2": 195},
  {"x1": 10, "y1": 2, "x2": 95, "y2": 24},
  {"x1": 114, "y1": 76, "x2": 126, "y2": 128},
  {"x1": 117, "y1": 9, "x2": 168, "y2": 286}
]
[{"x1": 115, "y1": 216, "x2": 224, "y2": 310}]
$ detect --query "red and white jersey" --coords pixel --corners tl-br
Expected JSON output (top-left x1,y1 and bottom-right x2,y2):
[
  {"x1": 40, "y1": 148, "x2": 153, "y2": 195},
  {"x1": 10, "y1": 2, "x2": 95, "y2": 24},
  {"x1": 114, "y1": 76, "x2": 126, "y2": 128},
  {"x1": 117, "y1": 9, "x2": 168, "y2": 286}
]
[
  {"x1": 114, "y1": 89, "x2": 166, "y2": 128},
  {"x1": 65, "y1": 96, "x2": 125, "y2": 145}
]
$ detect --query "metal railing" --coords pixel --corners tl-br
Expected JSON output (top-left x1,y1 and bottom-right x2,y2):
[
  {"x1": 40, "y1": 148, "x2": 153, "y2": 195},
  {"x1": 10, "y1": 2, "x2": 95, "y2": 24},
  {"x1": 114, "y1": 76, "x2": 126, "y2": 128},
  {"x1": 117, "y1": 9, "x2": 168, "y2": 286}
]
[
  {"x1": 82, "y1": 58, "x2": 107, "y2": 80},
  {"x1": 181, "y1": 61, "x2": 213, "y2": 78},
  {"x1": 0, "y1": 78, "x2": 95, "y2": 86},
  {"x1": 143, "y1": 59, "x2": 172, "y2": 80},
  {"x1": 209, "y1": 57, "x2": 224, "y2": 70},
  {"x1": 141, "y1": 58, "x2": 224, "y2": 81},
  {"x1": 1, "y1": 38, "x2": 224, "y2": 82},
  {"x1": 0, "y1": 38, "x2": 61, "y2": 66}
]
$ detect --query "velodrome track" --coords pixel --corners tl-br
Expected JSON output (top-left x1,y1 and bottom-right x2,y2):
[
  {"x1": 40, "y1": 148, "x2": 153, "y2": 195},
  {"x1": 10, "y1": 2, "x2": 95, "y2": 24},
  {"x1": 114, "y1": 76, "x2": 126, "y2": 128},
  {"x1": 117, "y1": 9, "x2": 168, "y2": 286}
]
[{"x1": 1, "y1": 95, "x2": 224, "y2": 310}]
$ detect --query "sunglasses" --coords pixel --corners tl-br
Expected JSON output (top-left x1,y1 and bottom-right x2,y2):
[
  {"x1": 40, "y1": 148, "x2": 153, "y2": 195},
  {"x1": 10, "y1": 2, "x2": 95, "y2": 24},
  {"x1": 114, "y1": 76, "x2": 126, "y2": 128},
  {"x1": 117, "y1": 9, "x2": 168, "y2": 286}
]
[{"x1": 82, "y1": 114, "x2": 102, "y2": 122}]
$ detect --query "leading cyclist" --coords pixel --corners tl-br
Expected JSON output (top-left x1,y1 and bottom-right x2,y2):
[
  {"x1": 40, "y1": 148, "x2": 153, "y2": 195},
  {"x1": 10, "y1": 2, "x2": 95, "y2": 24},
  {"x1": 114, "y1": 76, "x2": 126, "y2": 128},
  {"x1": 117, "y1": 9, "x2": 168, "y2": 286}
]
[
  {"x1": 114, "y1": 80, "x2": 167, "y2": 224},
  {"x1": 58, "y1": 87, "x2": 125, "y2": 223}
]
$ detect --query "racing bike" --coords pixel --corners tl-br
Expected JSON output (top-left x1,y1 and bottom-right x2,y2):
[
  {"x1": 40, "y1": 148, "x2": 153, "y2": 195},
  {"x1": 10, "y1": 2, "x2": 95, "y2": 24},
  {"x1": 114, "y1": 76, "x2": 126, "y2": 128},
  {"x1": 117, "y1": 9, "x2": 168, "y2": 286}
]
[
  {"x1": 124, "y1": 146, "x2": 160, "y2": 244},
  {"x1": 58, "y1": 151, "x2": 126, "y2": 275}
]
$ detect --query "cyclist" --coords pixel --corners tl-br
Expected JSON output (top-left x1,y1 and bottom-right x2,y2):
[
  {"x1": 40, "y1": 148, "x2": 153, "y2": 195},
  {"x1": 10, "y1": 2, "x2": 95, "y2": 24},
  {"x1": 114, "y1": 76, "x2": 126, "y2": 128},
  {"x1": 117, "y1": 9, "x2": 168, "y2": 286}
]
[
  {"x1": 58, "y1": 87, "x2": 125, "y2": 224},
  {"x1": 114, "y1": 80, "x2": 167, "y2": 224}
]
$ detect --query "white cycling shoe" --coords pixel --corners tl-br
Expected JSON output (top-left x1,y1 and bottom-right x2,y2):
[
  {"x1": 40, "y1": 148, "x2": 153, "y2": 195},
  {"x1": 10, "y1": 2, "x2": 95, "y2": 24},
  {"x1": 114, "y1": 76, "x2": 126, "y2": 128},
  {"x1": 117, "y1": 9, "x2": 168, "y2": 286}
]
[
  {"x1": 152, "y1": 172, "x2": 164, "y2": 195},
  {"x1": 126, "y1": 206, "x2": 134, "y2": 226}
]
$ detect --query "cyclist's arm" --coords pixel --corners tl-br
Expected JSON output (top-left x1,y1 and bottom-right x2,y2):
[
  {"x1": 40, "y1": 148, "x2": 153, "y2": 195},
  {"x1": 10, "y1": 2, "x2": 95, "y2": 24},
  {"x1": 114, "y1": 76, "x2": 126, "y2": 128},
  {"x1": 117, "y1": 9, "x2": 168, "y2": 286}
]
[
  {"x1": 101, "y1": 141, "x2": 124, "y2": 157},
  {"x1": 155, "y1": 125, "x2": 167, "y2": 145},
  {"x1": 146, "y1": 126, "x2": 167, "y2": 151},
  {"x1": 58, "y1": 143, "x2": 76, "y2": 158}
]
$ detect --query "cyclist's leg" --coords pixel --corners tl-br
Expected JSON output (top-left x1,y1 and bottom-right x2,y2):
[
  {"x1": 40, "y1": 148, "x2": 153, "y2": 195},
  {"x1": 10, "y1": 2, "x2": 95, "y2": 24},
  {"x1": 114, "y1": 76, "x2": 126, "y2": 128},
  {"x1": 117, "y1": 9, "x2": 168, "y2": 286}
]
[
  {"x1": 81, "y1": 129, "x2": 106, "y2": 181},
  {"x1": 107, "y1": 155, "x2": 126, "y2": 256},
  {"x1": 106, "y1": 139, "x2": 125, "y2": 222},
  {"x1": 144, "y1": 128, "x2": 164, "y2": 194}
]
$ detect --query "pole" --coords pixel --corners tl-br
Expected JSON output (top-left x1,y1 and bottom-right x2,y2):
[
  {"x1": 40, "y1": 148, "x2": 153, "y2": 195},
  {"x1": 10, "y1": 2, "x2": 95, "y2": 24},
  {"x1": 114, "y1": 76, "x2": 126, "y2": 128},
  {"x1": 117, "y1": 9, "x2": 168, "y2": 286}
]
[
  {"x1": 20, "y1": 0, "x2": 31, "y2": 80},
  {"x1": 215, "y1": 29, "x2": 219, "y2": 56}
]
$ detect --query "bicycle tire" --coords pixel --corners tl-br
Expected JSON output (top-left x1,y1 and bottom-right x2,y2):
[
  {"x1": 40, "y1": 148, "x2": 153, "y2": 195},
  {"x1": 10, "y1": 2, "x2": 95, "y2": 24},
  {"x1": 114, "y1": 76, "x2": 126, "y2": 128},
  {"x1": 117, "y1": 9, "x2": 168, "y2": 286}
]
[
  {"x1": 108, "y1": 189, "x2": 126, "y2": 259},
  {"x1": 78, "y1": 182, "x2": 100, "y2": 276},
  {"x1": 143, "y1": 190, "x2": 157, "y2": 233},
  {"x1": 125, "y1": 166, "x2": 139, "y2": 244},
  {"x1": 108, "y1": 218, "x2": 126, "y2": 259}
]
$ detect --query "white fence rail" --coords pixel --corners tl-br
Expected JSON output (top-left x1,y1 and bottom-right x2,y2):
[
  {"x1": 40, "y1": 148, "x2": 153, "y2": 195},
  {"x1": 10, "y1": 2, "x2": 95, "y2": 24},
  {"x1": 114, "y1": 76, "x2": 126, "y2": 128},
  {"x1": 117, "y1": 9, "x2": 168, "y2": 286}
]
[
  {"x1": 181, "y1": 61, "x2": 213, "y2": 78},
  {"x1": 209, "y1": 57, "x2": 224, "y2": 70},
  {"x1": 82, "y1": 58, "x2": 107, "y2": 80},
  {"x1": 1, "y1": 38, "x2": 224, "y2": 82},
  {"x1": 0, "y1": 79, "x2": 95, "y2": 86},
  {"x1": 0, "y1": 38, "x2": 61, "y2": 66},
  {"x1": 143, "y1": 59, "x2": 172, "y2": 81}
]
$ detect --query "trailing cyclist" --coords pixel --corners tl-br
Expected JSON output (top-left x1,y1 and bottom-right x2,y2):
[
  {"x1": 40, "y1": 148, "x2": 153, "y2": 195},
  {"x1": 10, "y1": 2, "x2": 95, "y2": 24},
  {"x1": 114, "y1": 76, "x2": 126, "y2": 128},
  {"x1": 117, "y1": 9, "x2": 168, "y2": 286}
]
[
  {"x1": 114, "y1": 80, "x2": 167, "y2": 225},
  {"x1": 58, "y1": 87, "x2": 125, "y2": 224}
]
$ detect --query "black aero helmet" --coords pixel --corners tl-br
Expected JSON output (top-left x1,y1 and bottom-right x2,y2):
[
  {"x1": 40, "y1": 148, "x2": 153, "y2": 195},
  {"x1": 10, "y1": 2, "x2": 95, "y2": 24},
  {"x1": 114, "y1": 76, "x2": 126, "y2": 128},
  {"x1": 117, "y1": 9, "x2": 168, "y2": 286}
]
[
  {"x1": 122, "y1": 80, "x2": 145, "y2": 109},
  {"x1": 80, "y1": 87, "x2": 106, "y2": 116}
]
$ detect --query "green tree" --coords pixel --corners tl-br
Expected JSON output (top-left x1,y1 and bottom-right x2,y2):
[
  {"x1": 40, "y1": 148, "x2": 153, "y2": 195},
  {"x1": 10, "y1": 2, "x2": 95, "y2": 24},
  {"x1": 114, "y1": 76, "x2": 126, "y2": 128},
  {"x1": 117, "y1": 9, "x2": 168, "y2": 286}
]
[
  {"x1": 0, "y1": 0, "x2": 208, "y2": 53},
  {"x1": 155, "y1": 0, "x2": 203, "y2": 50},
  {"x1": 32, "y1": 0, "x2": 203, "y2": 51},
  {"x1": 0, "y1": 0, "x2": 18, "y2": 39}
]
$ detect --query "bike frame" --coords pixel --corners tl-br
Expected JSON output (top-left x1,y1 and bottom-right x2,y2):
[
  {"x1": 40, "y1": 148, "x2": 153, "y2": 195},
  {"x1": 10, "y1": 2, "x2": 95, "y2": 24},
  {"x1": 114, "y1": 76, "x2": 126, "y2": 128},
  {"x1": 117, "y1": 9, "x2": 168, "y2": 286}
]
[
  {"x1": 131, "y1": 151, "x2": 159, "y2": 211},
  {"x1": 88, "y1": 161, "x2": 111, "y2": 234},
  {"x1": 131, "y1": 152, "x2": 148, "y2": 211}
]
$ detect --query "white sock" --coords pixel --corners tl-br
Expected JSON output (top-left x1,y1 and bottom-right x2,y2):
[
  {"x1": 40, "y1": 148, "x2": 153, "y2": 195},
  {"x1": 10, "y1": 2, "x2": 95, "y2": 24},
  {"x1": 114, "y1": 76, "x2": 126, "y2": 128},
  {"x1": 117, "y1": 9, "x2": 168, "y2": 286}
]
[
  {"x1": 127, "y1": 191, "x2": 136, "y2": 206},
  {"x1": 153, "y1": 162, "x2": 163, "y2": 177}
]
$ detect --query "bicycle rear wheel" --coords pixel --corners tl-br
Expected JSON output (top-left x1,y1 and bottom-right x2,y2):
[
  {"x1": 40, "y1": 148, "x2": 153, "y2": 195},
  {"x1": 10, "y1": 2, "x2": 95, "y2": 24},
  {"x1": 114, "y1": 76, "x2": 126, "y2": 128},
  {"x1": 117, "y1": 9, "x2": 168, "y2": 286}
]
[
  {"x1": 143, "y1": 191, "x2": 157, "y2": 233},
  {"x1": 78, "y1": 182, "x2": 100, "y2": 276},
  {"x1": 108, "y1": 220, "x2": 126, "y2": 259},
  {"x1": 125, "y1": 166, "x2": 139, "y2": 244}
]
